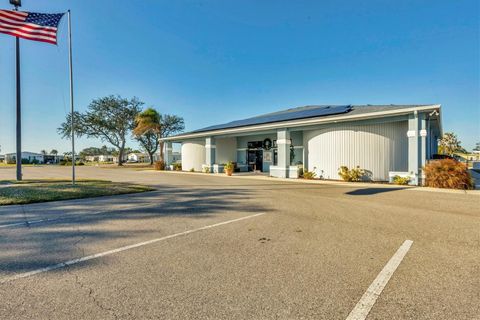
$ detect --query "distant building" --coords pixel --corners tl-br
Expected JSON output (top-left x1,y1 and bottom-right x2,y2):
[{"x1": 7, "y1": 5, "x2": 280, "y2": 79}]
[
  {"x1": 127, "y1": 152, "x2": 149, "y2": 163},
  {"x1": 98, "y1": 155, "x2": 114, "y2": 162},
  {"x1": 43, "y1": 154, "x2": 64, "y2": 164},
  {"x1": 153, "y1": 152, "x2": 181, "y2": 163},
  {"x1": 4, "y1": 151, "x2": 44, "y2": 164}
]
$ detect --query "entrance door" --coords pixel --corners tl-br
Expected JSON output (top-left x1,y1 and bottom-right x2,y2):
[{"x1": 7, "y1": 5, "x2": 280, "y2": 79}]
[{"x1": 247, "y1": 150, "x2": 263, "y2": 172}]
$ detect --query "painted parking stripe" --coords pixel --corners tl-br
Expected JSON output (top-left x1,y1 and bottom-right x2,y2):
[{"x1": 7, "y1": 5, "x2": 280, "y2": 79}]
[
  {"x1": 0, "y1": 202, "x2": 163, "y2": 229},
  {"x1": 346, "y1": 240, "x2": 413, "y2": 320},
  {"x1": 0, "y1": 212, "x2": 266, "y2": 284}
]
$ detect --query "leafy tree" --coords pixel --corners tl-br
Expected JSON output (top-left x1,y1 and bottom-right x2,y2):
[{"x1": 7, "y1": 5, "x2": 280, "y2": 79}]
[
  {"x1": 133, "y1": 108, "x2": 184, "y2": 164},
  {"x1": 50, "y1": 149, "x2": 58, "y2": 155},
  {"x1": 438, "y1": 132, "x2": 464, "y2": 156},
  {"x1": 474, "y1": 142, "x2": 480, "y2": 152},
  {"x1": 58, "y1": 95, "x2": 143, "y2": 166}
]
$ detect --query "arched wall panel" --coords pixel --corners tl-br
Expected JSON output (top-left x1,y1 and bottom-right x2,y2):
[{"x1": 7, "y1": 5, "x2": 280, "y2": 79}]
[
  {"x1": 304, "y1": 121, "x2": 408, "y2": 181},
  {"x1": 181, "y1": 140, "x2": 205, "y2": 172}
]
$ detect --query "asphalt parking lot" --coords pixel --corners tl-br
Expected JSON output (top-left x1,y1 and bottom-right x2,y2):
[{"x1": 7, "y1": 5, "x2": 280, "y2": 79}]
[{"x1": 0, "y1": 166, "x2": 479, "y2": 319}]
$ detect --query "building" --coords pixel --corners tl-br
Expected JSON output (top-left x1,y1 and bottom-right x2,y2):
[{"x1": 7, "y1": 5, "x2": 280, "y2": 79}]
[
  {"x1": 43, "y1": 154, "x2": 64, "y2": 164},
  {"x1": 4, "y1": 151, "x2": 44, "y2": 164},
  {"x1": 153, "y1": 152, "x2": 181, "y2": 163},
  {"x1": 98, "y1": 155, "x2": 114, "y2": 163},
  {"x1": 127, "y1": 152, "x2": 149, "y2": 163},
  {"x1": 162, "y1": 104, "x2": 442, "y2": 185}
]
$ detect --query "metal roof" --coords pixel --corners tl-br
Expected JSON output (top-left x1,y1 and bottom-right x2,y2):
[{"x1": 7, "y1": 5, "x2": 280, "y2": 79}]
[
  {"x1": 166, "y1": 104, "x2": 439, "y2": 140},
  {"x1": 191, "y1": 105, "x2": 352, "y2": 133}
]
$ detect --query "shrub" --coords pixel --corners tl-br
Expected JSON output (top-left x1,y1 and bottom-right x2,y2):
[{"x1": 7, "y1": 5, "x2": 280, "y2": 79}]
[
  {"x1": 21, "y1": 158, "x2": 30, "y2": 164},
  {"x1": 424, "y1": 159, "x2": 473, "y2": 190},
  {"x1": 189, "y1": 168, "x2": 195, "y2": 172},
  {"x1": 392, "y1": 175, "x2": 410, "y2": 185},
  {"x1": 172, "y1": 162, "x2": 182, "y2": 171},
  {"x1": 302, "y1": 170, "x2": 316, "y2": 180},
  {"x1": 203, "y1": 166, "x2": 210, "y2": 173},
  {"x1": 224, "y1": 161, "x2": 235, "y2": 171},
  {"x1": 76, "y1": 161, "x2": 85, "y2": 166},
  {"x1": 338, "y1": 166, "x2": 365, "y2": 182},
  {"x1": 154, "y1": 160, "x2": 165, "y2": 171}
]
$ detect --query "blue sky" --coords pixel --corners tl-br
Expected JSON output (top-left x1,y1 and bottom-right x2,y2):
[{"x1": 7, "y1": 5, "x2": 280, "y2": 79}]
[{"x1": 0, "y1": 0, "x2": 479, "y2": 154}]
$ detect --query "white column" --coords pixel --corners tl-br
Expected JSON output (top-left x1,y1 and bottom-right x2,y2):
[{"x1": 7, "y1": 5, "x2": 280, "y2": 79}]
[
  {"x1": 407, "y1": 112, "x2": 423, "y2": 185},
  {"x1": 420, "y1": 115, "x2": 427, "y2": 185},
  {"x1": 205, "y1": 137, "x2": 216, "y2": 171},
  {"x1": 275, "y1": 128, "x2": 291, "y2": 178},
  {"x1": 165, "y1": 142, "x2": 173, "y2": 166}
]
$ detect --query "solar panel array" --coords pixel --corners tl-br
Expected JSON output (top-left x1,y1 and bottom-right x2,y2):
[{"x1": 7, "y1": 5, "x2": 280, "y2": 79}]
[{"x1": 192, "y1": 105, "x2": 353, "y2": 133}]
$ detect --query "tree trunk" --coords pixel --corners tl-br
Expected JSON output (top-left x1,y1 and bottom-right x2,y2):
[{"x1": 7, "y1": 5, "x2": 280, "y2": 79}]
[
  {"x1": 148, "y1": 150, "x2": 154, "y2": 165},
  {"x1": 117, "y1": 141, "x2": 126, "y2": 166},
  {"x1": 159, "y1": 141, "x2": 165, "y2": 163}
]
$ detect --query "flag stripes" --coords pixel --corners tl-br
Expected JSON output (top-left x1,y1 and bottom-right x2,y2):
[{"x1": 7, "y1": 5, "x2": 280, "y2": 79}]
[{"x1": 0, "y1": 9, "x2": 64, "y2": 44}]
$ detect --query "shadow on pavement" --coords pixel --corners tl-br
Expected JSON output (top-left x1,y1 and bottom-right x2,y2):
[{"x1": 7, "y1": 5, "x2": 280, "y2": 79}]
[
  {"x1": 345, "y1": 187, "x2": 405, "y2": 196},
  {"x1": 0, "y1": 186, "x2": 272, "y2": 275}
]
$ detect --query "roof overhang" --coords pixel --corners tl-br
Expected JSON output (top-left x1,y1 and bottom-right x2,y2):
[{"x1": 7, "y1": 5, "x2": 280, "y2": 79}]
[{"x1": 162, "y1": 104, "x2": 441, "y2": 142}]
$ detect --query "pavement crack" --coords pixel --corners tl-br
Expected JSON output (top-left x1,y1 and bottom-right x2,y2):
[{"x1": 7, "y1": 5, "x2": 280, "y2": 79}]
[
  {"x1": 67, "y1": 228, "x2": 118, "y2": 320},
  {"x1": 20, "y1": 205, "x2": 30, "y2": 228},
  {"x1": 70, "y1": 270, "x2": 119, "y2": 320}
]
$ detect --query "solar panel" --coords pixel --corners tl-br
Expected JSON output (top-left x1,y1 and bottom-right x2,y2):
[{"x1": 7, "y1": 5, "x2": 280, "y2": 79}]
[{"x1": 192, "y1": 105, "x2": 353, "y2": 133}]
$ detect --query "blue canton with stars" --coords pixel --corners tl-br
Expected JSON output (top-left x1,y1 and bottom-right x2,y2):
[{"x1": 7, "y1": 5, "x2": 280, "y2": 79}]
[{"x1": 25, "y1": 12, "x2": 64, "y2": 28}]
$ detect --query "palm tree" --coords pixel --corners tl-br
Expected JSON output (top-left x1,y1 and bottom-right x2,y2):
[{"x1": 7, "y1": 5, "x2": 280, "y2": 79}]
[
  {"x1": 133, "y1": 108, "x2": 161, "y2": 165},
  {"x1": 40, "y1": 150, "x2": 47, "y2": 155},
  {"x1": 133, "y1": 108, "x2": 184, "y2": 165},
  {"x1": 50, "y1": 149, "x2": 58, "y2": 155}
]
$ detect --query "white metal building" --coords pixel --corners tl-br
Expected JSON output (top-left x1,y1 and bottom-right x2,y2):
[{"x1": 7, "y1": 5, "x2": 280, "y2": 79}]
[{"x1": 161, "y1": 105, "x2": 442, "y2": 185}]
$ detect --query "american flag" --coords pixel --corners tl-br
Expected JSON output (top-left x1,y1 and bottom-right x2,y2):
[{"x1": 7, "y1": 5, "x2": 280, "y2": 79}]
[{"x1": 0, "y1": 9, "x2": 64, "y2": 45}]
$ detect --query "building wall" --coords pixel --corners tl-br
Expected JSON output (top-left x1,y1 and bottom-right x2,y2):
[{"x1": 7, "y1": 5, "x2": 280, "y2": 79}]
[
  {"x1": 304, "y1": 120, "x2": 408, "y2": 181},
  {"x1": 181, "y1": 140, "x2": 205, "y2": 171},
  {"x1": 216, "y1": 137, "x2": 237, "y2": 164}
]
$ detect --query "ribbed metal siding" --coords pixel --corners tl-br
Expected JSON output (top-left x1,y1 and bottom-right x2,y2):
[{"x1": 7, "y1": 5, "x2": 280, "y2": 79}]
[
  {"x1": 181, "y1": 140, "x2": 206, "y2": 172},
  {"x1": 305, "y1": 121, "x2": 408, "y2": 181}
]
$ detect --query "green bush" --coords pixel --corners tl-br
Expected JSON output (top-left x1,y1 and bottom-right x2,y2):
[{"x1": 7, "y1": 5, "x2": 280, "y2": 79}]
[
  {"x1": 392, "y1": 175, "x2": 410, "y2": 185},
  {"x1": 338, "y1": 166, "x2": 365, "y2": 182},
  {"x1": 76, "y1": 161, "x2": 85, "y2": 166},
  {"x1": 224, "y1": 161, "x2": 235, "y2": 171},
  {"x1": 21, "y1": 158, "x2": 30, "y2": 164},
  {"x1": 189, "y1": 168, "x2": 195, "y2": 172},
  {"x1": 424, "y1": 159, "x2": 474, "y2": 189},
  {"x1": 173, "y1": 162, "x2": 182, "y2": 171},
  {"x1": 203, "y1": 166, "x2": 210, "y2": 173}
]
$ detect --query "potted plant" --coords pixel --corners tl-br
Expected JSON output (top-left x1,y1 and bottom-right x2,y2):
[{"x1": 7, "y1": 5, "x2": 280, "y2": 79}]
[{"x1": 224, "y1": 161, "x2": 235, "y2": 176}]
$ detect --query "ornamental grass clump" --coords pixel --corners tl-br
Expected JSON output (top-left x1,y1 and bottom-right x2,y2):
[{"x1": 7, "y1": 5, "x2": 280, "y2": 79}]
[
  {"x1": 424, "y1": 159, "x2": 473, "y2": 190},
  {"x1": 338, "y1": 166, "x2": 365, "y2": 182},
  {"x1": 392, "y1": 175, "x2": 410, "y2": 185}
]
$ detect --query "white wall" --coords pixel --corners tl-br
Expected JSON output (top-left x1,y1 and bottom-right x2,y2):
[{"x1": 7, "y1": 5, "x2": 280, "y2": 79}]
[
  {"x1": 216, "y1": 137, "x2": 237, "y2": 164},
  {"x1": 181, "y1": 140, "x2": 205, "y2": 171},
  {"x1": 304, "y1": 121, "x2": 408, "y2": 181}
]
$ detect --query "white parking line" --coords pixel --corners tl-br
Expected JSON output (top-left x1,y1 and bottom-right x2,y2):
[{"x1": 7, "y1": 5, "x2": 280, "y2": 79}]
[
  {"x1": 346, "y1": 240, "x2": 413, "y2": 320},
  {"x1": 0, "y1": 212, "x2": 266, "y2": 284},
  {"x1": 0, "y1": 202, "x2": 163, "y2": 229}
]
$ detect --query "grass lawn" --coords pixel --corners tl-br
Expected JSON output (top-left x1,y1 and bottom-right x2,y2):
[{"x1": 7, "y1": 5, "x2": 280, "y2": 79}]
[{"x1": 0, "y1": 179, "x2": 155, "y2": 205}]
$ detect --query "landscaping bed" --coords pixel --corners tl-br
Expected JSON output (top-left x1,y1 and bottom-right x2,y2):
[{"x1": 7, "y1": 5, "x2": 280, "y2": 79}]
[{"x1": 0, "y1": 179, "x2": 155, "y2": 205}]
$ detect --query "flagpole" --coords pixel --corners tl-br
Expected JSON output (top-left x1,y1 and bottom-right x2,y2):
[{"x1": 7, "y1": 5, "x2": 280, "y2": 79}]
[
  {"x1": 12, "y1": 1, "x2": 22, "y2": 181},
  {"x1": 67, "y1": 9, "x2": 75, "y2": 185}
]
